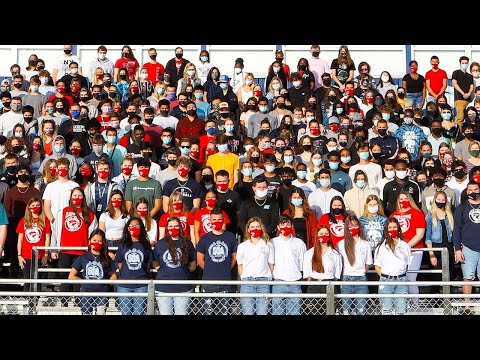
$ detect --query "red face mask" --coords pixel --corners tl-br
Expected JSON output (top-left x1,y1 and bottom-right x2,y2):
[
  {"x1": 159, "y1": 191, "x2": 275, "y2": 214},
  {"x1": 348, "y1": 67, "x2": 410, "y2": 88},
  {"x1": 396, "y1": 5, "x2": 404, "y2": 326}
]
[
  {"x1": 206, "y1": 148, "x2": 215, "y2": 156},
  {"x1": 254, "y1": 90, "x2": 262, "y2": 97},
  {"x1": 122, "y1": 167, "x2": 133, "y2": 176},
  {"x1": 49, "y1": 168, "x2": 57, "y2": 176},
  {"x1": 330, "y1": 124, "x2": 339, "y2": 132},
  {"x1": 168, "y1": 227, "x2": 180, "y2": 237},
  {"x1": 366, "y1": 97, "x2": 374, "y2": 104},
  {"x1": 97, "y1": 170, "x2": 110, "y2": 179},
  {"x1": 318, "y1": 235, "x2": 330, "y2": 243},
  {"x1": 349, "y1": 227, "x2": 360, "y2": 237},
  {"x1": 473, "y1": 175, "x2": 480, "y2": 184},
  {"x1": 399, "y1": 200, "x2": 410, "y2": 209},
  {"x1": 432, "y1": 64, "x2": 439, "y2": 69},
  {"x1": 137, "y1": 209, "x2": 148, "y2": 216},
  {"x1": 131, "y1": 86, "x2": 139, "y2": 93},
  {"x1": 30, "y1": 205, "x2": 42, "y2": 214},
  {"x1": 113, "y1": 107, "x2": 122, "y2": 113},
  {"x1": 216, "y1": 182, "x2": 228, "y2": 192},
  {"x1": 279, "y1": 226, "x2": 292, "y2": 236},
  {"x1": 206, "y1": 198, "x2": 217, "y2": 207},
  {"x1": 111, "y1": 199, "x2": 122, "y2": 208},
  {"x1": 56, "y1": 87, "x2": 65, "y2": 94},
  {"x1": 90, "y1": 242, "x2": 103, "y2": 252},
  {"x1": 96, "y1": 73, "x2": 103, "y2": 80},
  {"x1": 172, "y1": 202, "x2": 183, "y2": 211},
  {"x1": 70, "y1": 148, "x2": 81, "y2": 156},
  {"x1": 190, "y1": 150, "x2": 199, "y2": 159},
  {"x1": 388, "y1": 229, "x2": 399, "y2": 238},
  {"x1": 72, "y1": 197, "x2": 83, "y2": 206},
  {"x1": 80, "y1": 168, "x2": 92, "y2": 177},
  {"x1": 310, "y1": 128, "x2": 320, "y2": 135},
  {"x1": 410, "y1": 67, "x2": 418, "y2": 73},
  {"x1": 178, "y1": 168, "x2": 189, "y2": 178},
  {"x1": 129, "y1": 227, "x2": 141, "y2": 238},
  {"x1": 57, "y1": 168, "x2": 69, "y2": 177},
  {"x1": 71, "y1": 85, "x2": 80, "y2": 93},
  {"x1": 249, "y1": 228, "x2": 263, "y2": 238},
  {"x1": 210, "y1": 220, "x2": 223, "y2": 231},
  {"x1": 346, "y1": 89, "x2": 354, "y2": 96},
  {"x1": 138, "y1": 168, "x2": 150, "y2": 177},
  {"x1": 32, "y1": 143, "x2": 41, "y2": 151}
]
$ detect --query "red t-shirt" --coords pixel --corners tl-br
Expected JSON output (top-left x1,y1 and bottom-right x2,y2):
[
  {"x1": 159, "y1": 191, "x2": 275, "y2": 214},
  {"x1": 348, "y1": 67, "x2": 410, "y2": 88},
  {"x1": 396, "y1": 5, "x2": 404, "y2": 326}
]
[
  {"x1": 198, "y1": 134, "x2": 216, "y2": 165},
  {"x1": 114, "y1": 58, "x2": 140, "y2": 81},
  {"x1": 60, "y1": 207, "x2": 95, "y2": 255},
  {"x1": 425, "y1": 69, "x2": 448, "y2": 96},
  {"x1": 96, "y1": 115, "x2": 111, "y2": 133},
  {"x1": 390, "y1": 208, "x2": 426, "y2": 249},
  {"x1": 318, "y1": 213, "x2": 345, "y2": 247},
  {"x1": 158, "y1": 211, "x2": 195, "y2": 239},
  {"x1": 16, "y1": 218, "x2": 51, "y2": 259},
  {"x1": 193, "y1": 207, "x2": 230, "y2": 238},
  {"x1": 142, "y1": 62, "x2": 165, "y2": 85}
]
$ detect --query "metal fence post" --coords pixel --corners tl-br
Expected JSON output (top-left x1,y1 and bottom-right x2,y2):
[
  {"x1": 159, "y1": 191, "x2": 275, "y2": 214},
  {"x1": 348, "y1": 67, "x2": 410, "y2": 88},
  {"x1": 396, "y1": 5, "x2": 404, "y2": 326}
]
[
  {"x1": 441, "y1": 248, "x2": 452, "y2": 315},
  {"x1": 31, "y1": 247, "x2": 39, "y2": 292},
  {"x1": 146, "y1": 280, "x2": 156, "y2": 315},
  {"x1": 326, "y1": 283, "x2": 335, "y2": 315}
]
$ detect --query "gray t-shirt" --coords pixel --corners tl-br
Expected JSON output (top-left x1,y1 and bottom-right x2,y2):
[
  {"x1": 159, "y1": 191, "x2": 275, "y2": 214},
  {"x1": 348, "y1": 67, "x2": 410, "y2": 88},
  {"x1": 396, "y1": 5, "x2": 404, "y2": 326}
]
[
  {"x1": 454, "y1": 139, "x2": 479, "y2": 161},
  {"x1": 22, "y1": 93, "x2": 47, "y2": 118},
  {"x1": 247, "y1": 112, "x2": 278, "y2": 138},
  {"x1": 155, "y1": 168, "x2": 178, "y2": 188}
]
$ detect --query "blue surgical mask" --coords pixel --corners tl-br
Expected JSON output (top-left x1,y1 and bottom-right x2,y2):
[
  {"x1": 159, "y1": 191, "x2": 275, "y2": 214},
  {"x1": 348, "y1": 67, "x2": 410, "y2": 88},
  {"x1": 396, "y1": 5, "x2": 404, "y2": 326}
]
[
  {"x1": 259, "y1": 106, "x2": 269, "y2": 113},
  {"x1": 217, "y1": 144, "x2": 228, "y2": 152},
  {"x1": 71, "y1": 110, "x2": 80, "y2": 118},
  {"x1": 336, "y1": 108, "x2": 344, "y2": 114},
  {"x1": 162, "y1": 136, "x2": 172, "y2": 144},
  {"x1": 265, "y1": 165, "x2": 276, "y2": 173},
  {"x1": 157, "y1": 87, "x2": 165, "y2": 95},
  {"x1": 328, "y1": 162, "x2": 339, "y2": 170},
  {"x1": 207, "y1": 127, "x2": 217, "y2": 135},
  {"x1": 284, "y1": 155, "x2": 293, "y2": 163},
  {"x1": 313, "y1": 159, "x2": 322, "y2": 167},
  {"x1": 194, "y1": 92, "x2": 203, "y2": 99},
  {"x1": 242, "y1": 168, "x2": 253, "y2": 177},
  {"x1": 356, "y1": 180, "x2": 366, "y2": 188},
  {"x1": 180, "y1": 147, "x2": 190, "y2": 155},
  {"x1": 441, "y1": 112, "x2": 452, "y2": 120},
  {"x1": 359, "y1": 152, "x2": 370, "y2": 160},
  {"x1": 225, "y1": 125, "x2": 234, "y2": 133},
  {"x1": 461, "y1": 63, "x2": 469, "y2": 71},
  {"x1": 291, "y1": 198, "x2": 303, "y2": 206},
  {"x1": 382, "y1": 113, "x2": 390, "y2": 121},
  {"x1": 107, "y1": 136, "x2": 116, "y2": 144},
  {"x1": 54, "y1": 145, "x2": 64, "y2": 153},
  {"x1": 341, "y1": 156, "x2": 351, "y2": 164},
  {"x1": 296, "y1": 170, "x2": 307, "y2": 179},
  {"x1": 200, "y1": 56, "x2": 209, "y2": 62},
  {"x1": 320, "y1": 179, "x2": 331, "y2": 188}
]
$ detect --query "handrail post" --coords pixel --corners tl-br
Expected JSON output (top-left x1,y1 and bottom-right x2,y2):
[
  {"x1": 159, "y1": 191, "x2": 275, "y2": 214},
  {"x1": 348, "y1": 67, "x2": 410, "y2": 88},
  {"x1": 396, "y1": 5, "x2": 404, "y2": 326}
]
[
  {"x1": 146, "y1": 280, "x2": 155, "y2": 315},
  {"x1": 441, "y1": 248, "x2": 451, "y2": 314},
  {"x1": 31, "y1": 247, "x2": 39, "y2": 293},
  {"x1": 326, "y1": 282, "x2": 335, "y2": 315}
]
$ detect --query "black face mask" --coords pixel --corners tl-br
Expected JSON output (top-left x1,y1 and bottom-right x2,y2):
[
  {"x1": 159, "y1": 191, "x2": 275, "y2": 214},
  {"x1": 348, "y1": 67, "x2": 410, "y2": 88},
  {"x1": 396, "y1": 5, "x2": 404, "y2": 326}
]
[
  {"x1": 355, "y1": 136, "x2": 365, "y2": 143},
  {"x1": 454, "y1": 170, "x2": 466, "y2": 179},
  {"x1": 308, "y1": 102, "x2": 317, "y2": 109},
  {"x1": 397, "y1": 93, "x2": 405, "y2": 99},
  {"x1": 167, "y1": 159, "x2": 177, "y2": 167},
  {"x1": 186, "y1": 109, "x2": 197, "y2": 116},
  {"x1": 202, "y1": 174, "x2": 213, "y2": 183},
  {"x1": 220, "y1": 112, "x2": 229, "y2": 118},
  {"x1": 55, "y1": 107, "x2": 64, "y2": 113},
  {"x1": 282, "y1": 178, "x2": 293, "y2": 186},
  {"x1": 465, "y1": 133, "x2": 475, "y2": 140},
  {"x1": 424, "y1": 166, "x2": 434, "y2": 175},
  {"x1": 36, "y1": 66, "x2": 45, "y2": 71},
  {"x1": 143, "y1": 151, "x2": 153, "y2": 158},
  {"x1": 103, "y1": 81, "x2": 112, "y2": 87},
  {"x1": 378, "y1": 129, "x2": 387, "y2": 137},
  {"x1": 13, "y1": 83, "x2": 22, "y2": 89},
  {"x1": 312, "y1": 51, "x2": 320, "y2": 57},
  {"x1": 17, "y1": 174, "x2": 29, "y2": 183},
  {"x1": 328, "y1": 95, "x2": 336, "y2": 102},
  {"x1": 332, "y1": 208, "x2": 343, "y2": 215},
  {"x1": 149, "y1": 54, "x2": 157, "y2": 60},
  {"x1": 302, "y1": 144, "x2": 312, "y2": 152},
  {"x1": 185, "y1": 91, "x2": 193, "y2": 99},
  {"x1": 6, "y1": 165, "x2": 16, "y2": 174},
  {"x1": 348, "y1": 102, "x2": 356, "y2": 109},
  {"x1": 339, "y1": 141, "x2": 348, "y2": 147},
  {"x1": 64, "y1": 49, "x2": 72, "y2": 55},
  {"x1": 418, "y1": 180, "x2": 428, "y2": 189},
  {"x1": 92, "y1": 93, "x2": 101, "y2": 99},
  {"x1": 120, "y1": 75, "x2": 127, "y2": 80},
  {"x1": 275, "y1": 57, "x2": 283, "y2": 63},
  {"x1": 12, "y1": 145, "x2": 21, "y2": 153},
  {"x1": 433, "y1": 178, "x2": 445, "y2": 187},
  {"x1": 247, "y1": 104, "x2": 256, "y2": 111},
  {"x1": 23, "y1": 116, "x2": 33, "y2": 123},
  {"x1": 372, "y1": 152, "x2": 382, "y2": 160},
  {"x1": 251, "y1": 156, "x2": 260, "y2": 164},
  {"x1": 160, "y1": 110, "x2": 169, "y2": 117},
  {"x1": 432, "y1": 128, "x2": 443, "y2": 136},
  {"x1": 2, "y1": 101, "x2": 11, "y2": 108},
  {"x1": 298, "y1": 65, "x2": 307, "y2": 71},
  {"x1": 284, "y1": 123, "x2": 291, "y2": 129},
  {"x1": 175, "y1": 53, "x2": 183, "y2": 59},
  {"x1": 80, "y1": 96, "x2": 89, "y2": 103},
  {"x1": 127, "y1": 111, "x2": 137, "y2": 117},
  {"x1": 108, "y1": 92, "x2": 117, "y2": 98},
  {"x1": 468, "y1": 192, "x2": 480, "y2": 200},
  {"x1": 374, "y1": 98, "x2": 384, "y2": 106},
  {"x1": 435, "y1": 201, "x2": 446, "y2": 209},
  {"x1": 276, "y1": 146, "x2": 285, "y2": 153},
  {"x1": 276, "y1": 103, "x2": 285, "y2": 109},
  {"x1": 144, "y1": 117, "x2": 154, "y2": 125}
]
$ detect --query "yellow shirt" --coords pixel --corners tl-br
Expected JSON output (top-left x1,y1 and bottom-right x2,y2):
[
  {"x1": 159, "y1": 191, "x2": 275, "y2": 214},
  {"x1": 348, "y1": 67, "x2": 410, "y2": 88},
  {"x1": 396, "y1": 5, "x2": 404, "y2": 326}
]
[{"x1": 206, "y1": 152, "x2": 240, "y2": 189}]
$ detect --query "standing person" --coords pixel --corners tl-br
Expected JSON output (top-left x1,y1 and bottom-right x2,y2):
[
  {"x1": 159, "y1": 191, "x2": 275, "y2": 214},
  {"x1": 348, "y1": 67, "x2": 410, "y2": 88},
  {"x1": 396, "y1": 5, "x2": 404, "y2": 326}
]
[
  {"x1": 302, "y1": 225, "x2": 342, "y2": 315},
  {"x1": 51, "y1": 187, "x2": 97, "y2": 304},
  {"x1": 374, "y1": 217, "x2": 411, "y2": 315},
  {"x1": 337, "y1": 215, "x2": 372, "y2": 315},
  {"x1": 344, "y1": 170, "x2": 379, "y2": 217},
  {"x1": 359, "y1": 194, "x2": 387, "y2": 250},
  {"x1": 390, "y1": 190, "x2": 426, "y2": 304},
  {"x1": 164, "y1": 47, "x2": 190, "y2": 89},
  {"x1": 111, "y1": 156, "x2": 137, "y2": 194},
  {"x1": 52, "y1": 45, "x2": 82, "y2": 82},
  {"x1": 158, "y1": 192, "x2": 195, "y2": 241},
  {"x1": 425, "y1": 55, "x2": 448, "y2": 103},
  {"x1": 452, "y1": 56, "x2": 474, "y2": 128},
  {"x1": 402, "y1": 60, "x2": 426, "y2": 109},
  {"x1": 153, "y1": 216, "x2": 196, "y2": 315},
  {"x1": 308, "y1": 169, "x2": 342, "y2": 220},
  {"x1": 283, "y1": 189, "x2": 318, "y2": 249},
  {"x1": 142, "y1": 47, "x2": 164, "y2": 85},
  {"x1": 88, "y1": 45, "x2": 114, "y2": 82},
  {"x1": 193, "y1": 189, "x2": 230, "y2": 244},
  {"x1": 196, "y1": 208, "x2": 237, "y2": 315},
  {"x1": 131, "y1": 198, "x2": 158, "y2": 245},
  {"x1": 270, "y1": 215, "x2": 307, "y2": 315},
  {"x1": 330, "y1": 45, "x2": 356, "y2": 92},
  {"x1": 116, "y1": 217, "x2": 153, "y2": 315},
  {"x1": 237, "y1": 217, "x2": 275, "y2": 315},
  {"x1": 348, "y1": 143, "x2": 383, "y2": 190},
  {"x1": 421, "y1": 167, "x2": 456, "y2": 213},
  {"x1": 68, "y1": 229, "x2": 117, "y2": 315},
  {"x1": 452, "y1": 181, "x2": 480, "y2": 314},
  {"x1": 215, "y1": 169, "x2": 241, "y2": 234},
  {"x1": 318, "y1": 196, "x2": 349, "y2": 248},
  {"x1": 206, "y1": 134, "x2": 240, "y2": 190},
  {"x1": 309, "y1": 45, "x2": 331, "y2": 90},
  {"x1": 113, "y1": 45, "x2": 140, "y2": 82}
]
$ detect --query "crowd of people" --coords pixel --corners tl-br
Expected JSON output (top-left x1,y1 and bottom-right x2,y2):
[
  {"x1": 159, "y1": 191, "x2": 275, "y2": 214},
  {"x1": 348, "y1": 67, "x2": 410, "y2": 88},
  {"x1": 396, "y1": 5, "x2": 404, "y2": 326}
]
[{"x1": 0, "y1": 44, "x2": 479, "y2": 315}]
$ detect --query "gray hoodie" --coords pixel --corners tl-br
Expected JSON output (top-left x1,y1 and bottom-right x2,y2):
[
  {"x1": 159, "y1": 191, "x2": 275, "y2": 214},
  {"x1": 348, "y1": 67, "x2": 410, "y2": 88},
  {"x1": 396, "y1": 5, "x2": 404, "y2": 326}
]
[{"x1": 38, "y1": 135, "x2": 78, "y2": 176}]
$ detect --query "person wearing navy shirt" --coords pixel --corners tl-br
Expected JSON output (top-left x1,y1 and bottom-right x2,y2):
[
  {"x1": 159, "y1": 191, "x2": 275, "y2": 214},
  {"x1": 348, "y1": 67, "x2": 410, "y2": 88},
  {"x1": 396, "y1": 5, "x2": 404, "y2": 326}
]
[
  {"x1": 116, "y1": 217, "x2": 153, "y2": 316},
  {"x1": 68, "y1": 229, "x2": 117, "y2": 315},
  {"x1": 197, "y1": 208, "x2": 237, "y2": 315},
  {"x1": 153, "y1": 216, "x2": 196, "y2": 315}
]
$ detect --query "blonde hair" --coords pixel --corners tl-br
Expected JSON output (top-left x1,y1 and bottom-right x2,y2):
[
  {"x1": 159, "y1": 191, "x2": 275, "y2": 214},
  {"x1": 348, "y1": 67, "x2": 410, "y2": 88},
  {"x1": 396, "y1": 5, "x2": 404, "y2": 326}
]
[
  {"x1": 395, "y1": 190, "x2": 420, "y2": 212},
  {"x1": 362, "y1": 194, "x2": 386, "y2": 218},
  {"x1": 243, "y1": 217, "x2": 270, "y2": 242},
  {"x1": 431, "y1": 191, "x2": 454, "y2": 230}
]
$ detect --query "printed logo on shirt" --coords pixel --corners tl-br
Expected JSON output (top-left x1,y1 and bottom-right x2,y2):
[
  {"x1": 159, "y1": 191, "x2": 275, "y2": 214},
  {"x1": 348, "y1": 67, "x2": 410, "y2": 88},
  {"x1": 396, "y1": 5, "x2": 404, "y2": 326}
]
[
  {"x1": 163, "y1": 249, "x2": 183, "y2": 268},
  {"x1": 202, "y1": 213, "x2": 212, "y2": 234},
  {"x1": 469, "y1": 208, "x2": 480, "y2": 223},
  {"x1": 25, "y1": 225, "x2": 42, "y2": 244},
  {"x1": 330, "y1": 221, "x2": 344, "y2": 237},
  {"x1": 85, "y1": 260, "x2": 104, "y2": 279},
  {"x1": 394, "y1": 214, "x2": 411, "y2": 233},
  {"x1": 64, "y1": 212, "x2": 83, "y2": 232},
  {"x1": 132, "y1": 186, "x2": 155, "y2": 191},
  {"x1": 125, "y1": 248, "x2": 144, "y2": 271},
  {"x1": 172, "y1": 185, "x2": 193, "y2": 198},
  {"x1": 208, "y1": 240, "x2": 228, "y2": 263}
]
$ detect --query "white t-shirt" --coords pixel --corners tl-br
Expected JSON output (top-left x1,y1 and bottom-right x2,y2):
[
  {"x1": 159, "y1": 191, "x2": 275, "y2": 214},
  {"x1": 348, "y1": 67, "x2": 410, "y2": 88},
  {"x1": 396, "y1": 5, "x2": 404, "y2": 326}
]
[
  {"x1": 336, "y1": 239, "x2": 373, "y2": 276},
  {"x1": 308, "y1": 187, "x2": 343, "y2": 221},
  {"x1": 54, "y1": 54, "x2": 82, "y2": 80},
  {"x1": 292, "y1": 179, "x2": 317, "y2": 200},
  {"x1": 446, "y1": 177, "x2": 469, "y2": 206},
  {"x1": 349, "y1": 162, "x2": 383, "y2": 190},
  {"x1": 99, "y1": 212, "x2": 130, "y2": 240},
  {"x1": 153, "y1": 115, "x2": 179, "y2": 130},
  {"x1": 237, "y1": 239, "x2": 274, "y2": 279},
  {"x1": 374, "y1": 240, "x2": 411, "y2": 276},
  {"x1": 302, "y1": 247, "x2": 342, "y2": 280},
  {"x1": 376, "y1": 177, "x2": 394, "y2": 200},
  {"x1": 271, "y1": 236, "x2": 307, "y2": 281},
  {"x1": 144, "y1": 218, "x2": 158, "y2": 245},
  {"x1": 42, "y1": 180, "x2": 79, "y2": 221},
  {"x1": 0, "y1": 112, "x2": 23, "y2": 137}
]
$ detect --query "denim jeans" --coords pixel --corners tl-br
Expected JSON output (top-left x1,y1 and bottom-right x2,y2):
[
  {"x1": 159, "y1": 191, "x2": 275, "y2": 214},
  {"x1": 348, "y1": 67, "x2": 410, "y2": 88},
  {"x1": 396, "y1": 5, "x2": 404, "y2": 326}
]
[
  {"x1": 155, "y1": 290, "x2": 192, "y2": 315},
  {"x1": 117, "y1": 285, "x2": 148, "y2": 315},
  {"x1": 340, "y1": 275, "x2": 368, "y2": 315},
  {"x1": 201, "y1": 285, "x2": 234, "y2": 315},
  {"x1": 79, "y1": 296, "x2": 108, "y2": 315},
  {"x1": 240, "y1": 277, "x2": 271, "y2": 315},
  {"x1": 406, "y1": 92, "x2": 423, "y2": 109},
  {"x1": 271, "y1": 282, "x2": 302, "y2": 315},
  {"x1": 378, "y1": 276, "x2": 408, "y2": 315}
]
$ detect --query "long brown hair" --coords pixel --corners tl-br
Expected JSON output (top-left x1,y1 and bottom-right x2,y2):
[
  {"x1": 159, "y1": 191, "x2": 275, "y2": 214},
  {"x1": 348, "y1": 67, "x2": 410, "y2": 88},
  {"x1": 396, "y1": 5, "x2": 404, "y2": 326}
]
[
  {"x1": 376, "y1": 217, "x2": 405, "y2": 255},
  {"x1": 343, "y1": 215, "x2": 365, "y2": 267},
  {"x1": 337, "y1": 45, "x2": 354, "y2": 66},
  {"x1": 168, "y1": 191, "x2": 187, "y2": 214},
  {"x1": 131, "y1": 197, "x2": 152, "y2": 231},
  {"x1": 243, "y1": 217, "x2": 270, "y2": 242},
  {"x1": 312, "y1": 225, "x2": 334, "y2": 273},
  {"x1": 107, "y1": 190, "x2": 128, "y2": 219},
  {"x1": 24, "y1": 197, "x2": 46, "y2": 230},
  {"x1": 69, "y1": 187, "x2": 91, "y2": 225},
  {"x1": 88, "y1": 229, "x2": 111, "y2": 269},
  {"x1": 166, "y1": 216, "x2": 189, "y2": 266},
  {"x1": 395, "y1": 190, "x2": 420, "y2": 212},
  {"x1": 288, "y1": 188, "x2": 312, "y2": 217},
  {"x1": 41, "y1": 158, "x2": 58, "y2": 184}
]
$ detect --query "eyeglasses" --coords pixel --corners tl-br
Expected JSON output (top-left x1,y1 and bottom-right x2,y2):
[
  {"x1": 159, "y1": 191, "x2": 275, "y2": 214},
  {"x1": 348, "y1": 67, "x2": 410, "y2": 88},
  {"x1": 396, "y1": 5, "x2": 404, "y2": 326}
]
[{"x1": 180, "y1": 146, "x2": 190, "y2": 149}]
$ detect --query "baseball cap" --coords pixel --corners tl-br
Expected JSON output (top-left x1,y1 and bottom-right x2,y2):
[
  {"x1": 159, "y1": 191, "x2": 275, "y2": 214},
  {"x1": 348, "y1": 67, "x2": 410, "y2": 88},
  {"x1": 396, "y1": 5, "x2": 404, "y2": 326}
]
[
  {"x1": 219, "y1": 102, "x2": 229, "y2": 111},
  {"x1": 218, "y1": 75, "x2": 230, "y2": 83},
  {"x1": 1, "y1": 79, "x2": 11, "y2": 86},
  {"x1": 328, "y1": 116, "x2": 340, "y2": 124}
]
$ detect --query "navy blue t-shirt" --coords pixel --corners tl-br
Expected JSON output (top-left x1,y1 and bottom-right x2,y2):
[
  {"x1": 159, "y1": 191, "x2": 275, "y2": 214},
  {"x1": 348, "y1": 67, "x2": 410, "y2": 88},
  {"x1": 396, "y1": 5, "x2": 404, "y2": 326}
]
[
  {"x1": 162, "y1": 178, "x2": 203, "y2": 211},
  {"x1": 116, "y1": 241, "x2": 154, "y2": 288},
  {"x1": 153, "y1": 238, "x2": 196, "y2": 292},
  {"x1": 196, "y1": 231, "x2": 237, "y2": 280},
  {"x1": 71, "y1": 251, "x2": 116, "y2": 292}
]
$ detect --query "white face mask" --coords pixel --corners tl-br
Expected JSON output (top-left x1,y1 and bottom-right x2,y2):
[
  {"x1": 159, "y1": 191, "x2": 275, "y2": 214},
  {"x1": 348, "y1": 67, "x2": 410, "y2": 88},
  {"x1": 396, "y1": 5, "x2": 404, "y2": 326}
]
[
  {"x1": 368, "y1": 205, "x2": 378, "y2": 214},
  {"x1": 0, "y1": 145, "x2": 5, "y2": 153},
  {"x1": 245, "y1": 79, "x2": 253, "y2": 85},
  {"x1": 187, "y1": 70, "x2": 195, "y2": 76},
  {"x1": 384, "y1": 170, "x2": 395, "y2": 179},
  {"x1": 396, "y1": 170, "x2": 408, "y2": 180},
  {"x1": 244, "y1": 144, "x2": 253, "y2": 153},
  {"x1": 140, "y1": 73, "x2": 148, "y2": 80},
  {"x1": 235, "y1": 68, "x2": 243, "y2": 75},
  {"x1": 39, "y1": 77, "x2": 48, "y2": 85},
  {"x1": 98, "y1": 53, "x2": 106, "y2": 60},
  {"x1": 255, "y1": 188, "x2": 268, "y2": 198},
  {"x1": 381, "y1": 75, "x2": 389, "y2": 82},
  {"x1": 473, "y1": 71, "x2": 480, "y2": 78},
  {"x1": 70, "y1": 68, "x2": 78, "y2": 74}
]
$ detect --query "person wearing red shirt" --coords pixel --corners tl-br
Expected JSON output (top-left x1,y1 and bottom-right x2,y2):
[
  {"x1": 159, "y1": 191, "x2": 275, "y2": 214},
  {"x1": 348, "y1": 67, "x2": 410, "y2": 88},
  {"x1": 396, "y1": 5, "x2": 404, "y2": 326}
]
[
  {"x1": 142, "y1": 47, "x2": 164, "y2": 86},
  {"x1": 390, "y1": 190, "x2": 426, "y2": 302},
  {"x1": 47, "y1": 79, "x2": 74, "y2": 114},
  {"x1": 175, "y1": 101, "x2": 205, "y2": 144},
  {"x1": 317, "y1": 196, "x2": 348, "y2": 248},
  {"x1": 113, "y1": 45, "x2": 140, "y2": 82},
  {"x1": 158, "y1": 191, "x2": 195, "y2": 242},
  {"x1": 198, "y1": 118, "x2": 217, "y2": 165},
  {"x1": 425, "y1": 55, "x2": 448, "y2": 103},
  {"x1": 96, "y1": 99, "x2": 114, "y2": 132},
  {"x1": 193, "y1": 189, "x2": 230, "y2": 245}
]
